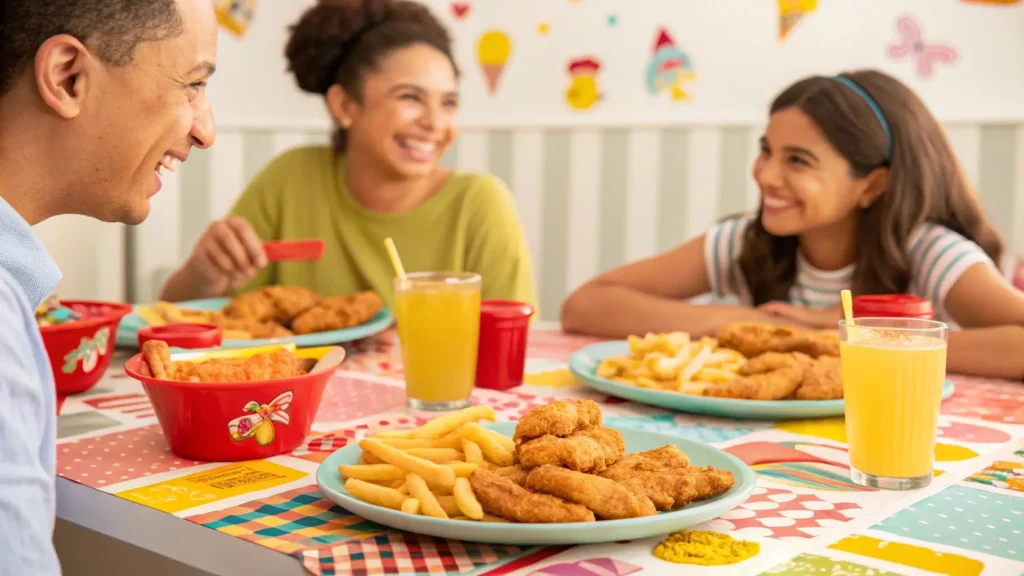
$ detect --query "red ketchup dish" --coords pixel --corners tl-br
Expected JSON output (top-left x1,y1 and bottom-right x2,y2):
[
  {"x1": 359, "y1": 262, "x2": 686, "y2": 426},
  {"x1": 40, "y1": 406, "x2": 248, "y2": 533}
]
[
  {"x1": 475, "y1": 300, "x2": 535, "y2": 391},
  {"x1": 124, "y1": 345, "x2": 345, "y2": 461},
  {"x1": 40, "y1": 300, "x2": 133, "y2": 395},
  {"x1": 138, "y1": 323, "x2": 223, "y2": 350},
  {"x1": 852, "y1": 294, "x2": 934, "y2": 320}
]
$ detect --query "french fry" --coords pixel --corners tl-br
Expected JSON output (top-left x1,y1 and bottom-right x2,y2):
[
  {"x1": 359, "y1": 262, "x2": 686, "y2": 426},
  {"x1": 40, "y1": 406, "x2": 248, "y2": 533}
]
[
  {"x1": 434, "y1": 495, "x2": 462, "y2": 517},
  {"x1": 453, "y1": 477, "x2": 483, "y2": 520},
  {"x1": 337, "y1": 464, "x2": 408, "y2": 482},
  {"x1": 400, "y1": 498, "x2": 421, "y2": 514},
  {"x1": 481, "y1": 514, "x2": 509, "y2": 523},
  {"x1": 361, "y1": 452, "x2": 384, "y2": 465},
  {"x1": 344, "y1": 478, "x2": 406, "y2": 510},
  {"x1": 378, "y1": 436, "x2": 464, "y2": 450},
  {"x1": 460, "y1": 422, "x2": 513, "y2": 467},
  {"x1": 390, "y1": 479, "x2": 406, "y2": 489},
  {"x1": 461, "y1": 439, "x2": 485, "y2": 467},
  {"x1": 222, "y1": 329, "x2": 252, "y2": 339},
  {"x1": 403, "y1": 448, "x2": 464, "y2": 463},
  {"x1": 396, "y1": 481, "x2": 409, "y2": 494},
  {"x1": 478, "y1": 427, "x2": 515, "y2": 454},
  {"x1": 426, "y1": 482, "x2": 453, "y2": 496},
  {"x1": 410, "y1": 405, "x2": 496, "y2": 439},
  {"x1": 406, "y1": 474, "x2": 448, "y2": 519},
  {"x1": 448, "y1": 462, "x2": 479, "y2": 478},
  {"x1": 359, "y1": 438, "x2": 456, "y2": 488}
]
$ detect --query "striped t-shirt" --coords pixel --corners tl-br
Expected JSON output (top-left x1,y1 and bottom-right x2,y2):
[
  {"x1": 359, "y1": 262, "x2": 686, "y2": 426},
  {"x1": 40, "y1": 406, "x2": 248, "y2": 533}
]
[{"x1": 703, "y1": 216, "x2": 996, "y2": 325}]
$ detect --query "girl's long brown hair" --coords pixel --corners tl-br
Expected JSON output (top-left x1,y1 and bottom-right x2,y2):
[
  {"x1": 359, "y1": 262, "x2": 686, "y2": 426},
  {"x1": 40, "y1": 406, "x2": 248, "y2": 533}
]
[{"x1": 737, "y1": 70, "x2": 1003, "y2": 305}]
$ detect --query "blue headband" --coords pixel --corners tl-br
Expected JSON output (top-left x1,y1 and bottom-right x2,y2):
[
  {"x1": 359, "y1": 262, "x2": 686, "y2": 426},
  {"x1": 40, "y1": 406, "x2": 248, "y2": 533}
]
[{"x1": 833, "y1": 75, "x2": 893, "y2": 164}]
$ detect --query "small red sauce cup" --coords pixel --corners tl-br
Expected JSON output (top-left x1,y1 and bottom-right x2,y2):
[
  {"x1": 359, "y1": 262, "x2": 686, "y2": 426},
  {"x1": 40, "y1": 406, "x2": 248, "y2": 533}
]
[
  {"x1": 475, "y1": 300, "x2": 535, "y2": 390},
  {"x1": 852, "y1": 294, "x2": 934, "y2": 319},
  {"x1": 138, "y1": 323, "x2": 223, "y2": 350}
]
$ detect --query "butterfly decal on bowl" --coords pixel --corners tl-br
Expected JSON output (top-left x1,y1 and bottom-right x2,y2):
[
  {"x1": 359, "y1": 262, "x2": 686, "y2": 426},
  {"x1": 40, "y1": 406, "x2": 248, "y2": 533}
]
[
  {"x1": 61, "y1": 326, "x2": 110, "y2": 374},
  {"x1": 887, "y1": 15, "x2": 958, "y2": 78},
  {"x1": 228, "y1": 391, "x2": 293, "y2": 446}
]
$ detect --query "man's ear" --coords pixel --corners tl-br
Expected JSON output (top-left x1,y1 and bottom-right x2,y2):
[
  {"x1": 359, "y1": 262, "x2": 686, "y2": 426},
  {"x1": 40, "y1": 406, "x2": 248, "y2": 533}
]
[
  {"x1": 34, "y1": 34, "x2": 91, "y2": 119},
  {"x1": 858, "y1": 166, "x2": 889, "y2": 209}
]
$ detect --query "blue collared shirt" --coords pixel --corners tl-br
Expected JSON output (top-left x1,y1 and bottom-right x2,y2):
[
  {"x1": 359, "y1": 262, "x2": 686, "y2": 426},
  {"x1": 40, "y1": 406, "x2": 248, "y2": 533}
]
[{"x1": 0, "y1": 196, "x2": 62, "y2": 575}]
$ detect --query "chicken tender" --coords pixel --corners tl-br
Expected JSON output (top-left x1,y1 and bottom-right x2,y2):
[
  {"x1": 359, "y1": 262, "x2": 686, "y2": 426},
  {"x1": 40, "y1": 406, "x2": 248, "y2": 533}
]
[
  {"x1": 524, "y1": 465, "x2": 656, "y2": 520},
  {"x1": 600, "y1": 445, "x2": 734, "y2": 510},
  {"x1": 469, "y1": 469, "x2": 595, "y2": 523},
  {"x1": 513, "y1": 399, "x2": 602, "y2": 443},
  {"x1": 602, "y1": 445, "x2": 690, "y2": 472},
  {"x1": 291, "y1": 291, "x2": 384, "y2": 334},
  {"x1": 141, "y1": 340, "x2": 306, "y2": 383},
  {"x1": 491, "y1": 465, "x2": 529, "y2": 486},
  {"x1": 223, "y1": 286, "x2": 321, "y2": 324},
  {"x1": 700, "y1": 351, "x2": 807, "y2": 400},
  {"x1": 795, "y1": 355, "x2": 843, "y2": 400},
  {"x1": 516, "y1": 427, "x2": 624, "y2": 473},
  {"x1": 717, "y1": 323, "x2": 838, "y2": 359}
]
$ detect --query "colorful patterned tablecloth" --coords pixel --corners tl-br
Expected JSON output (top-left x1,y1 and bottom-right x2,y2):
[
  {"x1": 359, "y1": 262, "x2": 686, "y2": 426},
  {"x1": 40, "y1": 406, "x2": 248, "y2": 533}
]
[{"x1": 57, "y1": 328, "x2": 1024, "y2": 576}]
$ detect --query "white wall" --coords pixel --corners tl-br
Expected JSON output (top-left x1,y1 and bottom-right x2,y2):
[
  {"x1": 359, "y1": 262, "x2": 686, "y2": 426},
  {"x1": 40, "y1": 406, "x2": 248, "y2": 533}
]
[{"x1": 34, "y1": 0, "x2": 1024, "y2": 307}]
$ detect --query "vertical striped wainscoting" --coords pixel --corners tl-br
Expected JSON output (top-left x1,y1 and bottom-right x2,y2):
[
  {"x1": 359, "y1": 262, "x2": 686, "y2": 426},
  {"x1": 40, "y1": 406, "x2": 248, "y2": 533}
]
[{"x1": 126, "y1": 123, "x2": 1024, "y2": 320}]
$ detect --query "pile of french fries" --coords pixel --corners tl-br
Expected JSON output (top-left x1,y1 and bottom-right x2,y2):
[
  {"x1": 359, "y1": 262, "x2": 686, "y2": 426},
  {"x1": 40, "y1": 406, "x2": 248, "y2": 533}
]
[
  {"x1": 135, "y1": 302, "x2": 252, "y2": 339},
  {"x1": 339, "y1": 405, "x2": 513, "y2": 521},
  {"x1": 596, "y1": 332, "x2": 746, "y2": 395}
]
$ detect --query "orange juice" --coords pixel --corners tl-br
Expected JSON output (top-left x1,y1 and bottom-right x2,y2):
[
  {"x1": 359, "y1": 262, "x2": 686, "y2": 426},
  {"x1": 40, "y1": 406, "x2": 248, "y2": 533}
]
[
  {"x1": 394, "y1": 273, "x2": 481, "y2": 410},
  {"x1": 840, "y1": 319, "x2": 947, "y2": 490}
]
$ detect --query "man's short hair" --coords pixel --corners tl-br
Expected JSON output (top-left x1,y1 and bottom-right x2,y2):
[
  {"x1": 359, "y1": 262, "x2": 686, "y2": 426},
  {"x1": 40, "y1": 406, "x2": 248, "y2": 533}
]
[{"x1": 0, "y1": 1, "x2": 183, "y2": 96}]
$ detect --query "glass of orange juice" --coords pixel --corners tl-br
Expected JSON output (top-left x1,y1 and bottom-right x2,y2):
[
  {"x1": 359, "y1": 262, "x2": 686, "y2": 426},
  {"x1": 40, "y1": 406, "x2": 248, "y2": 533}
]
[
  {"x1": 839, "y1": 318, "x2": 948, "y2": 490},
  {"x1": 394, "y1": 272, "x2": 481, "y2": 410}
]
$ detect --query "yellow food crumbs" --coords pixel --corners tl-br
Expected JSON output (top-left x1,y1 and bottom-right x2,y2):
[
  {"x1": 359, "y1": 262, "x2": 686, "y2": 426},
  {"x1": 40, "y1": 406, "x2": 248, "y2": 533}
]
[{"x1": 652, "y1": 530, "x2": 760, "y2": 566}]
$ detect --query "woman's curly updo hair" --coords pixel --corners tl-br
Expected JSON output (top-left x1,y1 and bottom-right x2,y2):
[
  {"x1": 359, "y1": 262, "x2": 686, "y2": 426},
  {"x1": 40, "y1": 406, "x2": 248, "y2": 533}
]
[{"x1": 285, "y1": 0, "x2": 457, "y2": 152}]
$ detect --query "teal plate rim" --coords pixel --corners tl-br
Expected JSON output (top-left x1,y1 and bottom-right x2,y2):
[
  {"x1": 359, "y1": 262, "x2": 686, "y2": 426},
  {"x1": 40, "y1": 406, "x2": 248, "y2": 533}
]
[
  {"x1": 115, "y1": 297, "x2": 394, "y2": 350},
  {"x1": 315, "y1": 421, "x2": 756, "y2": 546},
  {"x1": 569, "y1": 340, "x2": 955, "y2": 421}
]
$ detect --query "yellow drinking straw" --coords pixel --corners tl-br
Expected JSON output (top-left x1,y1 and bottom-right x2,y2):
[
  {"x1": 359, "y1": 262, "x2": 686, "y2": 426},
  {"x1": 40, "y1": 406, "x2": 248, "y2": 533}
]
[
  {"x1": 384, "y1": 237, "x2": 407, "y2": 279},
  {"x1": 840, "y1": 289, "x2": 855, "y2": 326}
]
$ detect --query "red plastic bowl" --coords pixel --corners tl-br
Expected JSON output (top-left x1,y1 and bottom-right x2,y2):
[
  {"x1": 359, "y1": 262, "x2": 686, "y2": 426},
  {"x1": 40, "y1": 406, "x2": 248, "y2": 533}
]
[
  {"x1": 138, "y1": 323, "x2": 223, "y2": 349},
  {"x1": 40, "y1": 300, "x2": 133, "y2": 395},
  {"x1": 124, "y1": 347, "x2": 345, "y2": 462}
]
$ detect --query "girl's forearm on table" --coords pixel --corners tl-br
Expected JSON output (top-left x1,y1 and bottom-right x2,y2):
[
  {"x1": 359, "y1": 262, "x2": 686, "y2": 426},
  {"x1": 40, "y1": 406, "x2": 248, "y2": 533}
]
[
  {"x1": 947, "y1": 326, "x2": 1024, "y2": 380},
  {"x1": 560, "y1": 284, "x2": 769, "y2": 338}
]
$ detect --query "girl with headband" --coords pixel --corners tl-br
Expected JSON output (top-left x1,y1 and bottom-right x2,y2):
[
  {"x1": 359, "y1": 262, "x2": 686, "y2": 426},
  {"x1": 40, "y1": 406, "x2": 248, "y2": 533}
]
[
  {"x1": 563, "y1": 70, "x2": 1024, "y2": 377},
  {"x1": 161, "y1": 0, "x2": 536, "y2": 310}
]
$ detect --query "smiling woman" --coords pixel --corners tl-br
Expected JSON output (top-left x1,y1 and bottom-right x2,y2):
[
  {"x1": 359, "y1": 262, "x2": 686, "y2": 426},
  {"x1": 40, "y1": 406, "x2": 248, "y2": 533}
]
[{"x1": 160, "y1": 0, "x2": 536, "y2": 310}]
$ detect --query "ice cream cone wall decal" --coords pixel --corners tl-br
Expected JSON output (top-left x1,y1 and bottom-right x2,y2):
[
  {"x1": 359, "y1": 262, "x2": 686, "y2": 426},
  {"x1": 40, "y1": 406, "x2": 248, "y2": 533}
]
[
  {"x1": 214, "y1": 0, "x2": 256, "y2": 37},
  {"x1": 477, "y1": 30, "x2": 512, "y2": 95},
  {"x1": 565, "y1": 57, "x2": 603, "y2": 111},
  {"x1": 645, "y1": 27, "x2": 696, "y2": 102},
  {"x1": 778, "y1": 0, "x2": 818, "y2": 41}
]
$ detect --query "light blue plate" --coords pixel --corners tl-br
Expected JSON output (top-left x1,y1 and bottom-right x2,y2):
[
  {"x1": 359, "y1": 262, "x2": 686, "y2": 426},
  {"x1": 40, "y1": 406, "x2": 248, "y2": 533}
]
[
  {"x1": 569, "y1": 341, "x2": 956, "y2": 421},
  {"x1": 316, "y1": 421, "x2": 755, "y2": 545},
  {"x1": 116, "y1": 297, "x2": 394, "y2": 350}
]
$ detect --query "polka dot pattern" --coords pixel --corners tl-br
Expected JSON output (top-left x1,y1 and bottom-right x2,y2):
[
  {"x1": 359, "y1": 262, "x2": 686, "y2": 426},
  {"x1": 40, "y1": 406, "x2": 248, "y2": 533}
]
[
  {"x1": 58, "y1": 424, "x2": 202, "y2": 486},
  {"x1": 874, "y1": 484, "x2": 1024, "y2": 561},
  {"x1": 313, "y1": 376, "x2": 406, "y2": 423}
]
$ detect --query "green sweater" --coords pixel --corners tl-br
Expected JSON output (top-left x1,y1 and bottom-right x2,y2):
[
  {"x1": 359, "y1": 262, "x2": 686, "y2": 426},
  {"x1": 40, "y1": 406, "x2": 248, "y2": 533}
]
[{"x1": 230, "y1": 146, "x2": 536, "y2": 311}]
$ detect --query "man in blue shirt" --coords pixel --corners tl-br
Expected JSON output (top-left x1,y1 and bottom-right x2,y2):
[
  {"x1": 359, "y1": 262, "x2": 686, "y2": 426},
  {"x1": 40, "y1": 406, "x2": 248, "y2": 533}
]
[{"x1": 0, "y1": 1, "x2": 217, "y2": 573}]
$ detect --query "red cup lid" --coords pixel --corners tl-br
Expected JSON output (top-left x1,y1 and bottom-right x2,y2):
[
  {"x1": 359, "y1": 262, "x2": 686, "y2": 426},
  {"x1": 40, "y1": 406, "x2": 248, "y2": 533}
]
[
  {"x1": 852, "y1": 294, "x2": 933, "y2": 316},
  {"x1": 138, "y1": 323, "x2": 223, "y2": 349},
  {"x1": 481, "y1": 300, "x2": 535, "y2": 320}
]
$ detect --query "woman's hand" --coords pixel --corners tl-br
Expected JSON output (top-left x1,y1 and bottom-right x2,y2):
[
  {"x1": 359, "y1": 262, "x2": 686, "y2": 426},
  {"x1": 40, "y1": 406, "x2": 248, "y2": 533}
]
[
  {"x1": 184, "y1": 216, "x2": 268, "y2": 295},
  {"x1": 757, "y1": 301, "x2": 843, "y2": 330}
]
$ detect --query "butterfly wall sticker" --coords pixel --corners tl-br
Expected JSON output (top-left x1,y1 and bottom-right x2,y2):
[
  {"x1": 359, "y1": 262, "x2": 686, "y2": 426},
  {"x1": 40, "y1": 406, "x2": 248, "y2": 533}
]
[{"x1": 887, "y1": 16, "x2": 958, "y2": 78}]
